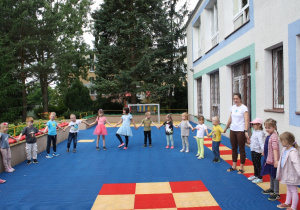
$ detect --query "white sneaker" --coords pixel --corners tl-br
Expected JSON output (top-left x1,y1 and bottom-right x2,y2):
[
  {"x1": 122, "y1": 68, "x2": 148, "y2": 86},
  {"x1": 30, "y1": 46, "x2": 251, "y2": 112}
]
[
  {"x1": 197, "y1": 156, "x2": 203, "y2": 159},
  {"x1": 252, "y1": 178, "x2": 263, "y2": 184},
  {"x1": 196, "y1": 154, "x2": 200, "y2": 157},
  {"x1": 185, "y1": 150, "x2": 189, "y2": 153},
  {"x1": 180, "y1": 149, "x2": 185, "y2": 152},
  {"x1": 248, "y1": 175, "x2": 256, "y2": 181}
]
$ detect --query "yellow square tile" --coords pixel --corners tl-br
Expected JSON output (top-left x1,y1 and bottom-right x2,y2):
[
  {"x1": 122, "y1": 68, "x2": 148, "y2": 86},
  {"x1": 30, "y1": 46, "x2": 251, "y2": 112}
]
[
  {"x1": 207, "y1": 146, "x2": 231, "y2": 151},
  {"x1": 135, "y1": 182, "x2": 172, "y2": 194},
  {"x1": 173, "y1": 192, "x2": 218, "y2": 208},
  {"x1": 92, "y1": 194, "x2": 134, "y2": 210},
  {"x1": 241, "y1": 166, "x2": 254, "y2": 173},
  {"x1": 220, "y1": 154, "x2": 232, "y2": 160},
  {"x1": 78, "y1": 139, "x2": 95, "y2": 143}
]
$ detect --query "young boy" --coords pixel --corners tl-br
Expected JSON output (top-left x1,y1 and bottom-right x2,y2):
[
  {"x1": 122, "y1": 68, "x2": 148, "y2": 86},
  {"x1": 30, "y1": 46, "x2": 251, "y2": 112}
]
[
  {"x1": 192, "y1": 116, "x2": 209, "y2": 159},
  {"x1": 136, "y1": 112, "x2": 159, "y2": 147},
  {"x1": 208, "y1": 116, "x2": 224, "y2": 163},
  {"x1": 63, "y1": 114, "x2": 89, "y2": 153},
  {"x1": 44, "y1": 112, "x2": 64, "y2": 158},
  {"x1": 19, "y1": 117, "x2": 40, "y2": 164}
]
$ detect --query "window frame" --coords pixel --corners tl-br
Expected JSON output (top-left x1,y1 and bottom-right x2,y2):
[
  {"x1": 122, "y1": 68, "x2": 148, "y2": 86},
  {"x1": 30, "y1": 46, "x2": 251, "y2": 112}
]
[
  {"x1": 197, "y1": 77, "x2": 203, "y2": 116},
  {"x1": 232, "y1": 0, "x2": 249, "y2": 28},
  {"x1": 211, "y1": 2, "x2": 219, "y2": 46},
  {"x1": 210, "y1": 71, "x2": 220, "y2": 119},
  {"x1": 272, "y1": 46, "x2": 284, "y2": 109}
]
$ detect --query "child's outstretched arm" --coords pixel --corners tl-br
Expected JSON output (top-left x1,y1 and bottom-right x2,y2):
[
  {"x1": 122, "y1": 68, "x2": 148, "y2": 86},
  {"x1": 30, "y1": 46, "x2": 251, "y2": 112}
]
[
  {"x1": 205, "y1": 129, "x2": 209, "y2": 137},
  {"x1": 89, "y1": 119, "x2": 97, "y2": 127},
  {"x1": 104, "y1": 119, "x2": 114, "y2": 127},
  {"x1": 151, "y1": 121, "x2": 159, "y2": 129},
  {"x1": 43, "y1": 126, "x2": 48, "y2": 134},
  {"x1": 82, "y1": 121, "x2": 90, "y2": 126},
  {"x1": 114, "y1": 119, "x2": 123, "y2": 128}
]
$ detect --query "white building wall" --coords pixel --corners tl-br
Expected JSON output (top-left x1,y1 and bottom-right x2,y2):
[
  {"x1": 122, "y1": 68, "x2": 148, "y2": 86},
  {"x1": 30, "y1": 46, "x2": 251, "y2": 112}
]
[{"x1": 186, "y1": 0, "x2": 300, "y2": 142}]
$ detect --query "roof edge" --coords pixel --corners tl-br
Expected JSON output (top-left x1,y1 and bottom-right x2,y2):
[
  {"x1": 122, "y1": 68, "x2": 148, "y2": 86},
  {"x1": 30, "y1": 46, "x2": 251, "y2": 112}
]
[{"x1": 185, "y1": 0, "x2": 203, "y2": 29}]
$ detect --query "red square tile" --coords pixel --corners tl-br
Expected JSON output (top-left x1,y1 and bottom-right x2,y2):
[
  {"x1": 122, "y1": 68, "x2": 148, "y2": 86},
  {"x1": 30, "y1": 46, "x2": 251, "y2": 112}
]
[
  {"x1": 99, "y1": 183, "x2": 136, "y2": 195},
  {"x1": 262, "y1": 175, "x2": 270, "y2": 182},
  {"x1": 219, "y1": 150, "x2": 232, "y2": 155},
  {"x1": 178, "y1": 206, "x2": 222, "y2": 210},
  {"x1": 170, "y1": 181, "x2": 207, "y2": 193},
  {"x1": 204, "y1": 143, "x2": 212, "y2": 147},
  {"x1": 204, "y1": 137, "x2": 212, "y2": 141},
  {"x1": 134, "y1": 193, "x2": 176, "y2": 209}
]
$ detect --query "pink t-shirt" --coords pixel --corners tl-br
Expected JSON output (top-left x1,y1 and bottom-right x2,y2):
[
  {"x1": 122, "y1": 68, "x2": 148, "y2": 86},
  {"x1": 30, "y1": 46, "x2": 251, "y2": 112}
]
[{"x1": 97, "y1": 117, "x2": 106, "y2": 125}]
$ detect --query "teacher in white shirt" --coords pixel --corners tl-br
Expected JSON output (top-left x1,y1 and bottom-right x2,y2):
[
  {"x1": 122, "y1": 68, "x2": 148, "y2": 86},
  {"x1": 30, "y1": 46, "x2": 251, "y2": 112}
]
[{"x1": 224, "y1": 93, "x2": 249, "y2": 174}]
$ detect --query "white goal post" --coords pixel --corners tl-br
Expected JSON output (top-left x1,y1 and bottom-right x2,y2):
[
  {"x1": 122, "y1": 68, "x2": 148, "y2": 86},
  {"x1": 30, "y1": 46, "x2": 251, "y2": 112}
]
[{"x1": 128, "y1": 104, "x2": 160, "y2": 124}]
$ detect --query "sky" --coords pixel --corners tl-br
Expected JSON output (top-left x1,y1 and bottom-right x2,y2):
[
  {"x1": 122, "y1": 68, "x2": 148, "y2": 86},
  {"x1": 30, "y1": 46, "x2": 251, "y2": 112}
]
[{"x1": 83, "y1": 0, "x2": 199, "y2": 49}]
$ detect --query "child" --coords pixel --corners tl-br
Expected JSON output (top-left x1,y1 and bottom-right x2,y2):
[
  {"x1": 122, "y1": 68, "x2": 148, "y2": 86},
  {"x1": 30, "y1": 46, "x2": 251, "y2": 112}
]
[
  {"x1": 136, "y1": 112, "x2": 159, "y2": 147},
  {"x1": 44, "y1": 112, "x2": 64, "y2": 158},
  {"x1": 260, "y1": 118, "x2": 280, "y2": 201},
  {"x1": 114, "y1": 107, "x2": 137, "y2": 150},
  {"x1": 63, "y1": 114, "x2": 90, "y2": 153},
  {"x1": 18, "y1": 117, "x2": 40, "y2": 164},
  {"x1": 158, "y1": 114, "x2": 174, "y2": 149},
  {"x1": 192, "y1": 116, "x2": 209, "y2": 159},
  {"x1": 208, "y1": 116, "x2": 224, "y2": 163},
  {"x1": 247, "y1": 118, "x2": 265, "y2": 183},
  {"x1": 276, "y1": 132, "x2": 300, "y2": 210},
  {"x1": 0, "y1": 122, "x2": 18, "y2": 173},
  {"x1": 90, "y1": 109, "x2": 114, "y2": 151},
  {"x1": 174, "y1": 112, "x2": 193, "y2": 153}
]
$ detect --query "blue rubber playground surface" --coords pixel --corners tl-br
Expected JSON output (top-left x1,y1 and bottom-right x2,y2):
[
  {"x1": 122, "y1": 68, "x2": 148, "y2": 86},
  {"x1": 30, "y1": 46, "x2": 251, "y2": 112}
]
[{"x1": 0, "y1": 122, "x2": 282, "y2": 210}]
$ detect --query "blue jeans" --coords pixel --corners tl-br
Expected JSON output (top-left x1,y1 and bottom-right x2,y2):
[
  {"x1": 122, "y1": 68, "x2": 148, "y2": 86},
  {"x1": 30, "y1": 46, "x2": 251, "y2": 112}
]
[
  {"x1": 166, "y1": 134, "x2": 174, "y2": 146},
  {"x1": 212, "y1": 141, "x2": 220, "y2": 159},
  {"x1": 67, "y1": 133, "x2": 78, "y2": 149}
]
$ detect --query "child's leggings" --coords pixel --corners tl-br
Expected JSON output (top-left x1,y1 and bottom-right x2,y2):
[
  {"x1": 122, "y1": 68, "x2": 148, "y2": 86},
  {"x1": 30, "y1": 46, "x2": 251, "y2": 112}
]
[
  {"x1": 47, "y1": 135, "x2": 57, "y2": 154},
  {"x1": 181, "y1": 136, "x2": 189, "y2": 150},
  {"x1": 0, "y1": 148, "x2": 11, "y2": 170},
  {"x1": 26, "y1": 143, "x2": 38, "y2": 160},
  {"x1": 196, "y1": 138, "x2": 204, "y2": 157},
  {"x1": 144, "y1": 131, "x2": 152, "y2": 145},
  {"x1": 166, "y1": 134, "x2": 174, "y2": 146},
  {"x1": 270, "y1": 176, "x2": 279, "y2": 194},
  {"x1": 251, "y1": 151, "x2": 262, "y2": 179},
  {"x1": 116, "y1": 134, "x2": 129, "y2": 147},
  {"x1": 67, "y1": 133, "x2": 77, "y2": 149},
  {"x1": 285, "y1": 185, "x2": 299, "y2": 209}
]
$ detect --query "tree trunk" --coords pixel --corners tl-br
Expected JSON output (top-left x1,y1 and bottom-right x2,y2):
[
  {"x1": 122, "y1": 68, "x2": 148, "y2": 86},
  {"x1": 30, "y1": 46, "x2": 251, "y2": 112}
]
[
  {"x1": 20, "y1": 49, "x2": 27, "y2": 122},
  {"x1": 40, "y1": 73, "x2": 49, "y2": 113}
]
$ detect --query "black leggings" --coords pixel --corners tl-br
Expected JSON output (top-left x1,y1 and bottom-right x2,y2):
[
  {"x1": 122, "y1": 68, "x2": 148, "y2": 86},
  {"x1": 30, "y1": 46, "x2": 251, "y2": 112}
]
[
  {"x1": 116, "y1": 134, "x2": 129, "y2": 147},
  {"x1": 144, "y1": 131, "x2": 152, "y2": 145},
  {"x1": 251, "y1": 151, "x2": 262, "y2": 179},
  {"x1": 47, "y1": 135, "x2": 57, "y2": 154}
]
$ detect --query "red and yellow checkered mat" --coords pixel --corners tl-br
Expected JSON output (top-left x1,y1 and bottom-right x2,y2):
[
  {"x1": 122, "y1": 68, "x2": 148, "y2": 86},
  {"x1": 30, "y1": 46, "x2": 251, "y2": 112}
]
[
  {"x1": 203, "y1": 137, "x2": 300, "y2": 209},
  {"x1": 92, "y1": 180, "x2": 221, "y2": 210}
]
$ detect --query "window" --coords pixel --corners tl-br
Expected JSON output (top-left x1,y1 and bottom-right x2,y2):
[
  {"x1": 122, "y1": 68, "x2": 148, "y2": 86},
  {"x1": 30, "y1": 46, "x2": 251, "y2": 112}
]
[
  {"x1": 90, "y1": 54, "x2": 95, "y2": 72},
  {"x1": 210, "y1": 71, "x2": 220, "y2": 118},
  {"x1": 232, "y1": 59, "x2": 251, "y2": 118},
  {"x1": 211, "y1": 3, "x2": 218, "y2": 46},
  {"x1": 197, "y1": 78, "x2": 203, "y2": 115},
  {"x1": 272, "y1": 46, "x2": 284, "y2": 109},
  {"x1": 193, "y1": 17, "x2": 202, "y2": 60},
  {"x1": 233, "y1": 0, "x2": 249, "y2": 30}
]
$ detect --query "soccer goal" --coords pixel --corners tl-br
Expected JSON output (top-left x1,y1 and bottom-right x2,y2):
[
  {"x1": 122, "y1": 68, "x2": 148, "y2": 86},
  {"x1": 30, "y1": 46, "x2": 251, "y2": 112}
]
[{"x1": 128, "y1": 104, "x2": 160, "y2": 124}]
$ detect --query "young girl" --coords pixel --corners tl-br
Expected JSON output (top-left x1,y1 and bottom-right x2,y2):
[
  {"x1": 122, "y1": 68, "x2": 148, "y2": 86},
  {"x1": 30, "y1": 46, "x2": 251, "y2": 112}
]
[
  {"x1": 114, "y1": 107, "x2": 137, "y2": 150},
  {"x1": 136, "y1": 112, "x2": 159, "y2": 147},
  {"x1": 276, "y1": 132, "x2": 300, "y2": 210},
  {"x1": 260, "y1": 118, "x2": 280, "y2": 201},
  {"x1": 90, "y1": 109, "x2": 114, "y2": 151},
  {"x1": 247, "y1": 118, "x2": 265, "y2": 183},
  {"x1": 175, "y1": 112, "x2": 193, "y2": 153},
  {"x1": 0, "y1": 122, "x2": 18, "y2": 173},
  {"x1": 192, "y1": 116, "x2": 209, "y2": 159},
  {"x1": 158, "y1": 114, "x2": 174, "y2": 149}
]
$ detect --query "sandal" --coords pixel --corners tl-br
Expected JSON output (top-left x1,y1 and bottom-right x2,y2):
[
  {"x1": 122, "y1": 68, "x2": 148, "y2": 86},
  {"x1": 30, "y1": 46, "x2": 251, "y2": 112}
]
[
  {"x1": 238, "y1": 169, "x2": 245, "y2": 174},
  {"x1": 227, "y1": 167, "x2": 237, "y2": 172}
]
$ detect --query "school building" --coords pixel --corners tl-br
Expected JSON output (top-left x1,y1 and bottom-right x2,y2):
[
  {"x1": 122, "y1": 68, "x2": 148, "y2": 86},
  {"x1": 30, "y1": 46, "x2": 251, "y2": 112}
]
[{"x1": 186, "y1": 0, "x2": 300, "y2": 143}]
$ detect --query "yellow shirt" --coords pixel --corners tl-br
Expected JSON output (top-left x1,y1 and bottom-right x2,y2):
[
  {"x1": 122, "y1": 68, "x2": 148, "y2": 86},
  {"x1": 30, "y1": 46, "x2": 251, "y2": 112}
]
[{"x1": 209, "y1": 125, "x2": 224, "y2": 142}]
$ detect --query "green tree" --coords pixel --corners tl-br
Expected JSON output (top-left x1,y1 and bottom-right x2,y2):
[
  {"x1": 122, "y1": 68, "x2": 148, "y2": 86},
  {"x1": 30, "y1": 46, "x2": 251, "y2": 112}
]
[
  {"x1": 92, "y1": 0, "x2": 167, "y2": 105},
  {"x1": 0, "y1": 0, "x2": 93, "y2": 121},
  {"x1": 92, "y1": 0, "x2": 187, "y2": 109},
  {"x1": 64, "y1": 79, "x2": 93, "y2": 111}
]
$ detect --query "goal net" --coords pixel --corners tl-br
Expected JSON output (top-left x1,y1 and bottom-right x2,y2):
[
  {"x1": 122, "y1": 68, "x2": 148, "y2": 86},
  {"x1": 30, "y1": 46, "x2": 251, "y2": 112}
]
[{"x1": 128, "y1": 104, "x2": 160, "y2": 124}]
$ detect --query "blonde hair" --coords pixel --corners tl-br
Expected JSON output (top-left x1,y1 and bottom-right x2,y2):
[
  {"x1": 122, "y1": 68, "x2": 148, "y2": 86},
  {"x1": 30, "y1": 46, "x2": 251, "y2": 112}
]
[
  {"x1": 0, "y1": 122, "x2": 8, "y2": 133},
  {"x1": 212, "y1": 116, "x2": 220, "y2": 122},
  {"x1": 280, "y1": 132, "x2": 298, "y2": 149},
  {"x1": 264, "y1": 118, "x2": 278, "y2": 135},
  {"x1": 26, "y1": 117, "x2": 34, "y2": 123},
  {"x1": 145, "y1": 112, "x2": 151, "y2": 116},
  {"x1": 70, "y1": 114, "x2": 76, "y2": 118},
  {"x1": 182, "y1": 112, "x2": 189, "y2": 120},
  {"x1": 50, "y1": 112, "x2": 56, "y2": 116},
  {"x1": 166, "y1": 114, "x2": 173, "y2": 121}
]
